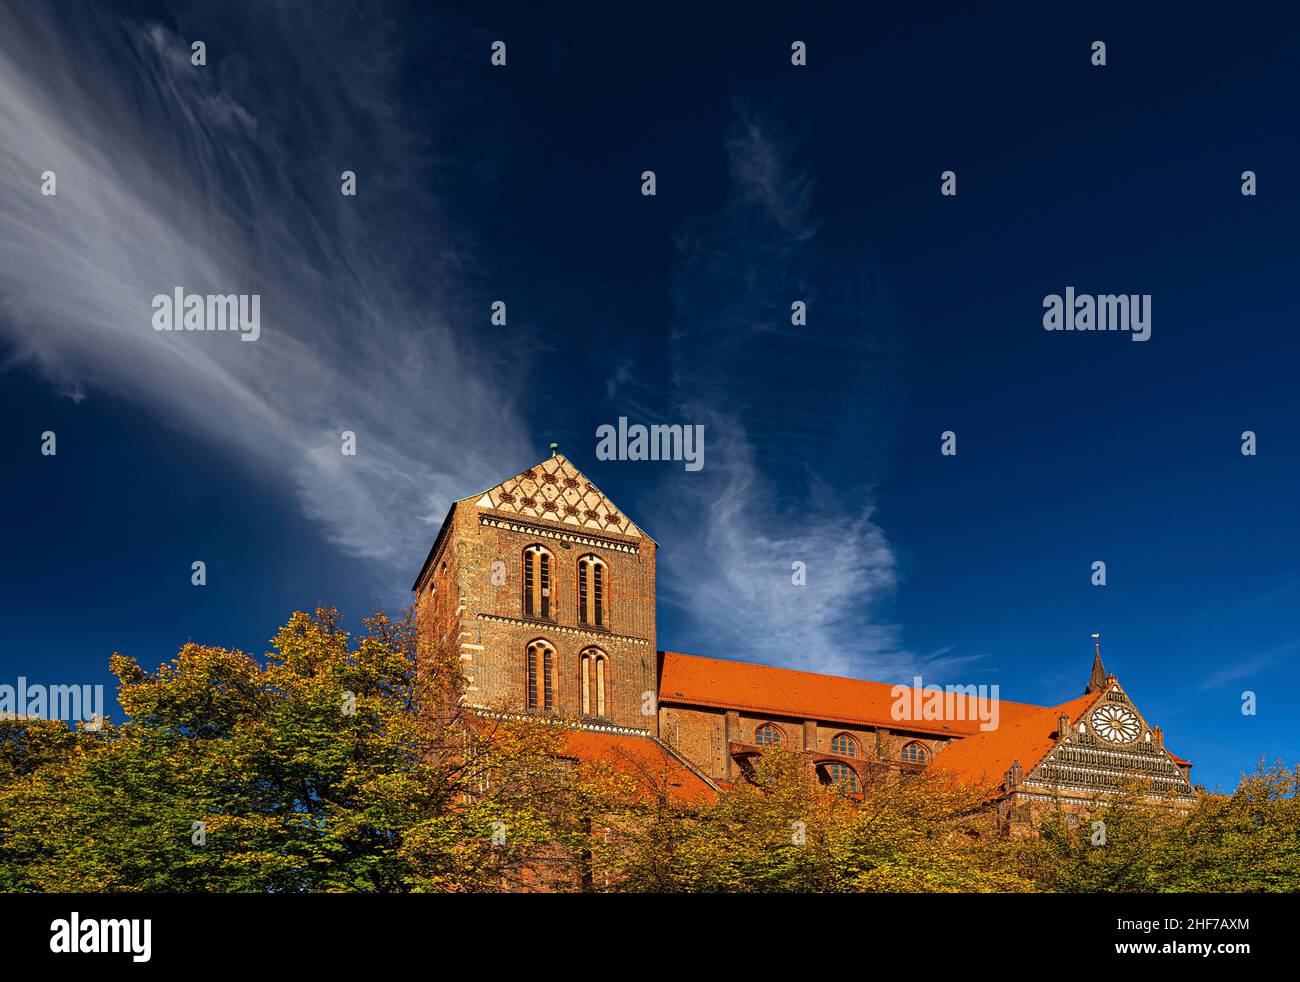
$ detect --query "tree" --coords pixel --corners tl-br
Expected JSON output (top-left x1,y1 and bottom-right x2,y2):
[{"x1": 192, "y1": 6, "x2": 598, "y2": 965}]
[
  {"x1": 618, "y1": 747, "x2": 1029, "y2": 892},
  {"x1": 0, "y1": 608, "x2": 618, "y2": 892},
  {"x1": 1019, "y1": 762, "x2": 1300, "y2": 893},
  {"x1": 1156, "y1": 760, "x2": 1300, "y2": 893},
  {"x1": 2, "y1": 612, "x2": 1296, "y2": 893},
  {"x1": 1020, "y1": 781, "x2": 1179, "y2": 893}
]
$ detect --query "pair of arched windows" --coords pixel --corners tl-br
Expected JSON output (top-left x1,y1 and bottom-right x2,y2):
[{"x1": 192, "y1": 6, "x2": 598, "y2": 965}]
[
  {"x1": 828, "y1": 733, "x2": 926, "y2": 764},
  {"x1": 752, "y1": 724, "x2": 928, "y2": 762},
  {"x1": 754, "y1": 725, "x2": 862, "y2": 791},
  {"x1": 526, "y1": 640, "x2": 610, "y2": 719},
  {"x1": 746, "y1": 724, "x2": 927, "y2": 793},
  {"x1": 758, "y1": 726, "x2": 863, "y2": 756},
  {"x1": 522, "y1": 546, "x2": 607, "y2": 627},
  {"x1": 829, "y1": 733, "x2": 926, "y2": 764}
]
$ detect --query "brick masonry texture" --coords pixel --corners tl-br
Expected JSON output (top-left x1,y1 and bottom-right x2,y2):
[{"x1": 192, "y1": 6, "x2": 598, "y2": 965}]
[{"x1": 417, "y1": 495, "x2": 658, "y2": 733}]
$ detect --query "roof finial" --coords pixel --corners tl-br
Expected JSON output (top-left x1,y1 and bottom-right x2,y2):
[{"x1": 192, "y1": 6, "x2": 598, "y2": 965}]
[
  {"x1": 549, "y1": 442, "x2": 559, "y2": 458},
  {"x1": 1085, "y1": 632, "x2": 1107, "y2": 694}
]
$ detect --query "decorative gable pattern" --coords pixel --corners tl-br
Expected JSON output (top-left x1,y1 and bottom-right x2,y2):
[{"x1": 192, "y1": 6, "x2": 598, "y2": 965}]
[
  {"x1": 472, "y1": 454, "x2": 644, "y2": 539},
  {"x1": 925, "y1": 641, "x2": 1197, "y2": 808},
  {"x1": 1022, "y1": 682, "x2": 1196, "y2": 804}
]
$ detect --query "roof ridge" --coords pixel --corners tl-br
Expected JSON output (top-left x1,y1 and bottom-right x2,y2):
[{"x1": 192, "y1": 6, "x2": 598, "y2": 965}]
[{"x1": 660, "y1": 649, "x2": 1050, "y2": 713}]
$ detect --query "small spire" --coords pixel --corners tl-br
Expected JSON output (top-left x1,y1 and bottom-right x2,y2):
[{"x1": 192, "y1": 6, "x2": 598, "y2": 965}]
[
  {"x1": 549, "y1": 442, "x2": 559, "y2": 458},
  {"x1": 1005, "y1": 760, "x2": 1023, "y2": 790},
  {"x1": 1085, "y1": 632, "x2": 1107, "y2": 694}
]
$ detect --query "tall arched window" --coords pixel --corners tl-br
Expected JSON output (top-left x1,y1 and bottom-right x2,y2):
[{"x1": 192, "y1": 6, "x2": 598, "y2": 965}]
[
  {"x1": 580, "y1": 647, "x2": 609, "y2": 718},
  {"x1": 755, "y1": 723, "x2": 783, "y2": 746},
  {"x1": 526, "y1": 639, "x2": 556, "y2": 711},
  {"x1": 900, "y1": 741, "x2": 929, "y2": 764},
  {"x1": 831, "y1": 733, "x2": 858, "y2": 757},
  {"x1": 577, "y1": 554, "x2": 607, "y2": 627},
  {"x1": 523, "y1": 545, "x2": 553, "y2": 619},
  {"x1": 826, "y1": 762, "x2": 860, "y2": 792}
]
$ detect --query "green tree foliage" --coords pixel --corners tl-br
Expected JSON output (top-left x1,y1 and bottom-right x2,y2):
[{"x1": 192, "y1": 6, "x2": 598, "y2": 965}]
[
  {"x1": 617, "y1": 747, "x2": 1027, "y2": 892},
  {"x1": 0, "y1": 610, "x2": 1296, "y2": 893},
  {"x1": 1020, "y1": 782, "x2": 1181, "y2": 893},
  {"x1": 1161, "y1": 761, "x2": 1300, "y2": 892},
  {"x1": 0, "y1": 609, "x2": 617, "y2": 892},
  {"x1": 1023, "y1": 762, "x2": 1300, "y2": 893}
]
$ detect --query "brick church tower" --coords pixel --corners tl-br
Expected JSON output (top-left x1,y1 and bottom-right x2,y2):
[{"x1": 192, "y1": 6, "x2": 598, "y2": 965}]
[{"x1": 411, "y1": 449, "x2": 659, "y2": 734}]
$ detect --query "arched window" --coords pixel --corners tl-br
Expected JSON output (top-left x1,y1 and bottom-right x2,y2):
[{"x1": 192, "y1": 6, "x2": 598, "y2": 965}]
[
  {"x1": 577, "y1": 554, "x2": 607, "y2": 627},
  {"x1": 900, "y1": 741, "x2": 929, "y2": 764},
  {"x1": 523, "y1": 545, "x2": 553, "y2": 619},
  {"x1": 831, "y1": 733, "x2": 858, "y2": 757},
  {"x1": 580, "y1": 647, "x2": 609, "y2": 718},
  {"x1": 755, "y1": 723, "x2": 783, "y2": 746},
  {"x1": 526, "y1": 639, "x2": 556, "y2": 711},
  {"x1": 826, "y1": 762, "x2": 860, "y2": 792}
]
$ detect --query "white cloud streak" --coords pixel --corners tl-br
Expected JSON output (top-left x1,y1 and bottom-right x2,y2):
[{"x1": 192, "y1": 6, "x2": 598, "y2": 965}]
[
  {"x1": 656, "y1": 414, "x2": 909, "y2": 679},
  {"x1": 0, "y1": 3, "x2": 530, "y2": 582},
  {"x1": 658, "y1": 108, "x2": 923, "y2": 679}
]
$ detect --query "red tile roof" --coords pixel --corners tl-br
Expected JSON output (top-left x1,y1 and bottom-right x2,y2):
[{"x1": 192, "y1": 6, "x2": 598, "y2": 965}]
[
  {"x1": 658, "y1": 652, "x2": 1193, "y2": 796},
  {"x1": 659, "y1": 650, "x2": 1045, "y2": 737},
  {"x1": 558, "y1": 728, "x2": 718, "y2": 805},
  {"x1": 925, "y1": 690, "x2": 1106, "y2": 792}
]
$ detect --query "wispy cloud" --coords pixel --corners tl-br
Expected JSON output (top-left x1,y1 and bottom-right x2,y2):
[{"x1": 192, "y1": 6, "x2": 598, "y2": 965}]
[
  {"x1": 654, "y1": 415, "x2": 909, "y2": 679},
  {"x1": 656, "y1": 107, "x2": 922, "y2": 680},
  {"x1": 0, "y1": 2, "x2": 529, "y2": 583},
  {"x1": 1196, "y1": 640, "x2": 1299, "y2": 691}
]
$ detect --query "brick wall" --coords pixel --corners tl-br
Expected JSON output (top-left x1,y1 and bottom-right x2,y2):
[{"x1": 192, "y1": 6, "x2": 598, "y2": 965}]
[
  {"x1": 658, "y1": 701, "x2": 948, "y2": 783},
  {"x1": 416, "y1": 500, "x2": 659, "y2": 732}
]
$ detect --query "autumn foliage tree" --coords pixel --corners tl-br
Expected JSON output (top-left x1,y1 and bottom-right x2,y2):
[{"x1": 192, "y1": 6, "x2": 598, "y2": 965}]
[
  {"x1": 1022, "y1": 762, "x2": 1300, "y2": 893},
  {"x1": 616, "y1": 746, "x2": 1029, "y2": 893},
  {"x1": 0, "y1": 611, "x2": 1296, "y2": 893},
  {"x1": 0, "y1": 608, "x2": 619, "y2": 892}
]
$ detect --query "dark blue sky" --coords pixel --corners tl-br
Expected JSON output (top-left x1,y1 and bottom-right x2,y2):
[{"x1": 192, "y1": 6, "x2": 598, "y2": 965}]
[{"x1": 2, "y1": 1, "x2": 1298, "y2": 791}]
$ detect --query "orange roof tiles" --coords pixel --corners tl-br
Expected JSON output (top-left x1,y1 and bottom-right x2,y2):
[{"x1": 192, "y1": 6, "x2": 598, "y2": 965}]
[
  {"x1": 558, "y1": 728, "x2": 718, "y2": 805},
  {"x1": 657, "y1": 651, "x2": 1194, "y2": 796},
  {"x1": 925, "y1": 690, "x2": 1105, "y2": 791},
  {"x1": 659, "y1": 650, "x2": 1046, "y2": 737}
]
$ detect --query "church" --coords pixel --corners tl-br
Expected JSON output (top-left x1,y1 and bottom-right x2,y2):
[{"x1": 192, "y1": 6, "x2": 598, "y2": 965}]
[{"x1": 412, "y1": 450, "x2": 1197, "y2": 820}]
